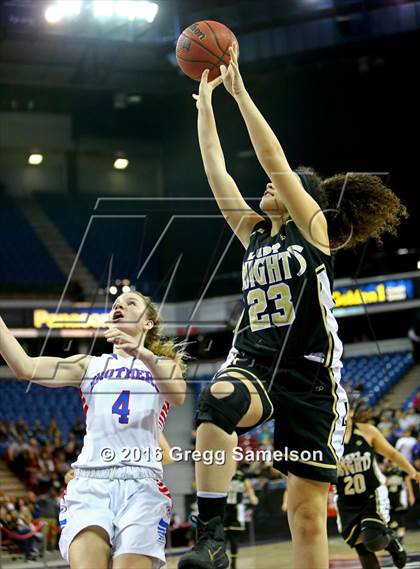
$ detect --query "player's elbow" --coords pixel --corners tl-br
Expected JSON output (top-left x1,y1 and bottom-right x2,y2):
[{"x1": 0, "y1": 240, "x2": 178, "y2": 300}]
[
  {"x1": 259, "y1": 141, "x2": 282, "y2": 160},
  {"x1": 170, "y1": 391, "x2": 186, "y2": 407},
  {"x1": 259, "y1": 146, "x2": 288, "y2": 174},
  {"x1": 11, "y1": 370, "x2": 28, "y2": 382},
  {"x1": 169, "y1": 381, "x2": 187, "y2": 406},
  {"x1": 168, "y1": 395, "x2": 184, "y2": 406},
  {"x1": 13, "y1": 358, "x2": 34, "y2": 381},
  {"x1": 387, "y1": 447, "x2": 399, "y2": 463}
]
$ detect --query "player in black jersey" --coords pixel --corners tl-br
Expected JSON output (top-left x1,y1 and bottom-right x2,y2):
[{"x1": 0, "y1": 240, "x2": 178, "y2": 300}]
[
  {"x1": 224, "y1": 464, "x2": 258, "y2": 569},
  {"x1": 178, "y1": 42, "x2": 408, "y2": 569},
  {"x1": 382, "y1": 459, "x2": 415, "y2": 543},
  {"x1": 336, "y1": 404, "x2": 420, "y2": 569}
]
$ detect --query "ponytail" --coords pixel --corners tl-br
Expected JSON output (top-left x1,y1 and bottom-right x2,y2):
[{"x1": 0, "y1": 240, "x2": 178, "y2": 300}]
[{"x1": 135, "y1": 292, "x2": 188, "y2": 375}]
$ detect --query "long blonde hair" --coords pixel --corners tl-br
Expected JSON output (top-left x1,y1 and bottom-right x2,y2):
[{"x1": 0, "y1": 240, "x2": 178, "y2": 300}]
[{"x1": 135, "y1": 292, "x2": 188, "y2": 376}]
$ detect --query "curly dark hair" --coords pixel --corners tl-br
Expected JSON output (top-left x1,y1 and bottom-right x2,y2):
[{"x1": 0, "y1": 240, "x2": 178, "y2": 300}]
[{"x1": 296, "y1": 166, "x2": 408, "y2": 251}]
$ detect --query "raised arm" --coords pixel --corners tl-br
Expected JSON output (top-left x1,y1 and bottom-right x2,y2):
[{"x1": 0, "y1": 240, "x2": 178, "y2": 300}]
[
  {"x1": 104, "y1": 327, "x2": 186, "y2": 406},
  {"x1": 220, "y1": 44, "x2": 328, "y2": 251},
  {"x1": 404, "y1": 475, "x2": 416, "y2": 506},
  {"x1": 193, "y1": 69, "x2": 262, "y2": 248},
  {"x1": 358, "y1": 423, "x2": 420, "y2": 484},
  {"x1": 0, "y1": 316, "x2": 89, "y2": 388}
]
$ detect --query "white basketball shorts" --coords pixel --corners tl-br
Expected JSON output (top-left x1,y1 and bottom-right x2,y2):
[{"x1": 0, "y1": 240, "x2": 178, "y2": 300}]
[{"x1": 59, "y1": 476, "x2": 172, "y2": 567}]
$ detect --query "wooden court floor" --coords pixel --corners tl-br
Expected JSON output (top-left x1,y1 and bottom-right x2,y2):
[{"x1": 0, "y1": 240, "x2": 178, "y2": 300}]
[
  {"x1": 166, "y1": 531, "x2": 420, "y2": 568},
  {"x1": 2, "y1": 532, "x2": 418, "y2": 568}
]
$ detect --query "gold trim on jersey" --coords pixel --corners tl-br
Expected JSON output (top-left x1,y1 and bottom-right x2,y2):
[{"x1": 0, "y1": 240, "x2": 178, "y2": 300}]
[
  {"x1": 232, "y1": 310, "x2": 245, "y2": 349},
  {"x1": 224, "y1": 526, "x2": 246, "y2": 532},
  {"x1": 326, "y1": 367, "x2": 340, "y2": 464},
  {"x1": 362, "y1": 517, "x2": 386, "y2": 526},
  {"x1": 315, "y1": 263, "x2": 333, "y2": 368},
  {"x1": 347, "y1": 426, "x2": 386, "y2": 487},
  {"x1": 297, "y1": 458, "x2": 337, "y2": 469},
  {"x1": 343, "y1": 511, "x2": 386, "y2": 544},
  {"x1": 215, "y1": 365, "x2": 274, "y2": 422},
  {"x1": 344, "y1": 523, "x2": 359, "y2": 543}
]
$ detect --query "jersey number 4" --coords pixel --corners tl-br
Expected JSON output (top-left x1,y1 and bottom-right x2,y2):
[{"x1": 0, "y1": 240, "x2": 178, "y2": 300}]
[{"x1": 112, "y1": 390, "x2": 131, "y2": 424}]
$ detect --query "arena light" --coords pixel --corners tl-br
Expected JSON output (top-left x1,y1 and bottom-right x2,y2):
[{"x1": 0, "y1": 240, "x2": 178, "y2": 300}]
[
  {"x1": 28, "y1": 153, "x2": 43, "y2": 165},
  {"x1": 122, "y1": 285, "x2": 131, "y2": 293},
  {"x1": 113, "y1": 157, "x2": 129, "y2": 170},
  {"x1": 114, "y1": 1, "x2": 158, "y2": 22},
  {"x1": 115, "y1": 1, "x2": 136, "y2": 20},
  {"x1": 93, "y1": 0, "x2": 114, "y2": 18},
  {"x1": 109, "y1": 286, "x2": 118, "y2": 295},
  {"x1": 44, "y1": 4, "x2": 63, "y2": 24},
  {"x1": 56, "y1": 0, "x2": 82, "y2": 17},
  {"x1": 134, "y1": 1, "x2": 159, "y2": 23},
  {"x1": 45, "y1": 1, "x2": 159, "y2": 25}
]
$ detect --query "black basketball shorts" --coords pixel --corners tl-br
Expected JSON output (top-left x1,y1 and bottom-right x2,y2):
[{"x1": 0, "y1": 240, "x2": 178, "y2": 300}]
[
  {"x1": 204, "y1": 349, "x2": 348, "y2": 484},
  {"x1": 336, "y1": 486, "x2": 390, "y2": 547}
]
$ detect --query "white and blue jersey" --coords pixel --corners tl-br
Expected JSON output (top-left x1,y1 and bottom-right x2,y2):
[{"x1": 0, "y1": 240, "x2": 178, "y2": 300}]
[
  {"x1": 59, "y1": 353, "x2": 172, "y2": 567},
  {"x1": 73, "y1": 353, "x2": 170, "y2": 474}
]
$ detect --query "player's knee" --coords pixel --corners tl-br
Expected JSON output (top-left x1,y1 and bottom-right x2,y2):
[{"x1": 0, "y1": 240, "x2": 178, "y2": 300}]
[
  {"x1": 361, "y1": 527, "x2": 389, "y2": 552},
  {"x1": 196, "y1": 376, "x2": 251, "y2": 435},
  {"x1": 69, "y1": 543, "x2": 109, "y2": 569},
  {"x1": 210, "y1": 381, "x2": 234, "y2": 399},
  {"x1": 290, "y1": 501, "x2": 325, "y2": 541}
]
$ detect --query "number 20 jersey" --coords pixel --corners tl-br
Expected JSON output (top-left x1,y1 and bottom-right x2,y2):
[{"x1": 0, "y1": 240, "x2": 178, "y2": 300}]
[
  {"x1": 234, "y1": 219, "x2": 343, "y2": 369},
  {"x1": 336, "y1": 426, "x2": 385, "y2": 505},
  {"x1": 73, "y1": 353, "x2": 170, "y2": 474}
]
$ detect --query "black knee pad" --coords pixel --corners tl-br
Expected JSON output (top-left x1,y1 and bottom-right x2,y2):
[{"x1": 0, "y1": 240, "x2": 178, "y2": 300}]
[
  {"x1": 361, "y1": 526, "x2": 390, "y2": 552},
  {"x1": 196, "y1": 376, "x2": 251, "y2": 434}
]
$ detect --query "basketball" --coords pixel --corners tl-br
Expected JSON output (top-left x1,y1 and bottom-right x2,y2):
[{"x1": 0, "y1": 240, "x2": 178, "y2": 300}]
[{"x1": 176, "y1": 20, "x2": 238, "y2": 81}]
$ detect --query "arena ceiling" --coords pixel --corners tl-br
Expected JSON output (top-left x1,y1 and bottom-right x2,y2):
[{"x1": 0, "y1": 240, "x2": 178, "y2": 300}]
[{"x1": 0, "y1": 0, "x2": 419, "y2": 96}]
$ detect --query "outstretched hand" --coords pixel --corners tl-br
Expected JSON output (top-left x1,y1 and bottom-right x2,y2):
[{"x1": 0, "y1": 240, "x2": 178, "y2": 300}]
[
  {"x1": 192, "y1": 69, "x2": 223, "y2": 110},
  {"x1": 220, "y1": 42, "x2": 246, "y2": 99},
  {"x1": 104, "y1": 328, "x2": 152, "y2": 361}
]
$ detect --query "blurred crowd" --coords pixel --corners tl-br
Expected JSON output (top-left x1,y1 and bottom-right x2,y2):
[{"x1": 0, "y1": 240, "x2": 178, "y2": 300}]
[
  {"x1": 0, "y1": 490, "x2": 58, "y2": 560},
  {"x1": 0, "y1": 417, "x2": 85, "y2": 492},
  {"x1": 0, "y1": 416, "x2": 85, "y2": 559},
  {"x1": 363, "y1": 389, "x2": 420, "y2": 470},
  {"x1": 0, "y1": 389, "x2": 419, "y2": 560},
  {"x1": 239, "y1": 389, "x2": 420, "y2": 471}
]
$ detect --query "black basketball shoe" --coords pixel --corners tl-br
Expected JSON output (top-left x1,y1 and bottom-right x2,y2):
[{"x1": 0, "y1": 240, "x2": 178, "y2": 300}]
[
  {"x1": 178, "y1": 516, "x2": 229, "y2": 569},
  {"x1": 386, "y1": 534, "x2": 407, "y2": 568}
]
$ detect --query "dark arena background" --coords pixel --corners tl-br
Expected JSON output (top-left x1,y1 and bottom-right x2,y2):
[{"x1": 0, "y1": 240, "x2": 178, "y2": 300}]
[{"x1": 0, "y1": 1, "x2": 420, "y2": 568}]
